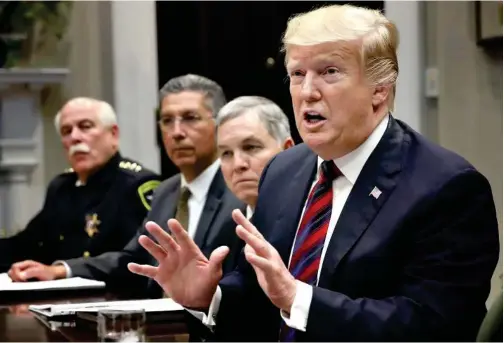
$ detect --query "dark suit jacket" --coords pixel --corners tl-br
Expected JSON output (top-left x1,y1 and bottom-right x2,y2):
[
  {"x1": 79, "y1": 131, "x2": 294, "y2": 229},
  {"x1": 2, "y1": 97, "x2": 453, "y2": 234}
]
[
  {"x1": 213, "y1": 116, "x2": 500, "y2": 341},
  {"x1": 66, "y1": 168, "x2": 246, "y2": 298},
  {"x1": 0, "y1": 153, "x2": 161, "y2": 272}
]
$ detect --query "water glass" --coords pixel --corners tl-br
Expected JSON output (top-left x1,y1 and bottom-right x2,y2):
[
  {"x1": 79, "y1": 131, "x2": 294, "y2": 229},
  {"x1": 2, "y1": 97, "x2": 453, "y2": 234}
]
[{"x1": 97, "y1": 308, "x2": 146, "y2": 342}]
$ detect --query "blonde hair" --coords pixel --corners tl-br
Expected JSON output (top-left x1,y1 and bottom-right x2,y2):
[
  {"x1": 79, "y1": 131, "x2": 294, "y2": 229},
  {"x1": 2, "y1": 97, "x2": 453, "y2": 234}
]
[
  {"x1": 282, "y1": 4, "x2": 399, "y2": 111},
  {"x1": 54, "y1": 97, "x2": 118, "y2": 134}
]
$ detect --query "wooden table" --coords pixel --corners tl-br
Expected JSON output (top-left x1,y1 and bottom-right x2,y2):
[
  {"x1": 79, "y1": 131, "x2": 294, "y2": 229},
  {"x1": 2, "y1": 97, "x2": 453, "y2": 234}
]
[{"x1": 0, "y1": 291, "x2": 189, "y2": 342}]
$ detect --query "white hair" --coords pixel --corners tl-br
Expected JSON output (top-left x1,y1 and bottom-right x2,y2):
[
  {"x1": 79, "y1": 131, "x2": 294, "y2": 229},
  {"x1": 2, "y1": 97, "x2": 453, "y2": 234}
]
[
  {"x1": 54, "y1": 97, "x2": 117, "y2": 134},
  {"x1": 216, "y1": 96, "x2": 291, "y2": 144}
]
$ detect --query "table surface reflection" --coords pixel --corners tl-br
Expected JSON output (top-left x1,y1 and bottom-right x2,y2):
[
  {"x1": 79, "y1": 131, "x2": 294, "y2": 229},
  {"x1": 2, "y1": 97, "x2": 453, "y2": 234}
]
[{"x1": 0, "y1": 292, "x2": 189, "y2": 342}]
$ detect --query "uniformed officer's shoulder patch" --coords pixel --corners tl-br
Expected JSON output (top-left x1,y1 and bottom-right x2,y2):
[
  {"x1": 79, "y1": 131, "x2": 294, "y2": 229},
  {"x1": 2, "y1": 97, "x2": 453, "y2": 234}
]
[
  {"x1": 119, "y1": 160, "x2": 143, "y2": 173},
  {"x1": 137, "y1": 180, "x2": 161, "y2": 211}
]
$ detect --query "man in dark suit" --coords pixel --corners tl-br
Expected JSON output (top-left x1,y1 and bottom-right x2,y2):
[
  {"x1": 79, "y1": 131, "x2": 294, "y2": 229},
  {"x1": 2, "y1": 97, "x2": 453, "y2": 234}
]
[
  {"x1": 4, "y1": 97, "x2": 161, "y2": 277},
  {"x1": 128, "y1": 5, "x2": 500, "y2": 341},
  {"x1": 9, "y1": 75, "x2": 245, "y2": 299}
]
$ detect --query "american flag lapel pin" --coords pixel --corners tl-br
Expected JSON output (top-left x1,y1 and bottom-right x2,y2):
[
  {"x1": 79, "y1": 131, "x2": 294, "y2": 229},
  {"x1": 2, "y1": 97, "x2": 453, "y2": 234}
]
[{"x1": 370, "y1": 186, "x2": 382, "y2": 199}]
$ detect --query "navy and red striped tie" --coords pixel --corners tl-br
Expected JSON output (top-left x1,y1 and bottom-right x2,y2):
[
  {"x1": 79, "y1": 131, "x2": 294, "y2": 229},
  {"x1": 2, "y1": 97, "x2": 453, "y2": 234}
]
[{"x1": 279, "y1": 160, "x2": 341, "y2": 342}]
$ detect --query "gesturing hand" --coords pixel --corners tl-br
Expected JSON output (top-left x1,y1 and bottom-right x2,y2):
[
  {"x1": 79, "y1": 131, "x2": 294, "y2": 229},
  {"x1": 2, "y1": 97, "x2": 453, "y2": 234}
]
[
  {"x1": 127, "y1": 219, "x2": 229, "y2": 309},
  {"x1": 232, "y1": 209, "x2": 297, "y2": 313}
]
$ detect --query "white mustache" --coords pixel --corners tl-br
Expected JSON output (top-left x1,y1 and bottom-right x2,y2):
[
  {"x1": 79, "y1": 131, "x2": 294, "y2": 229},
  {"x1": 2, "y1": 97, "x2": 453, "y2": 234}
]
[{"x1": 69, "y1": 143, "x2": 91, "y2": 156}]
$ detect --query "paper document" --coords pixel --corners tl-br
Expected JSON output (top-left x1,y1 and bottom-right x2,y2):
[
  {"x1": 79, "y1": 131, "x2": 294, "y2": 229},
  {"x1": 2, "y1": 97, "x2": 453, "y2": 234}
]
[
  {"x1": 0, "y1": 272, "x2": 12, "y2": 284},
  {"x1": 29, "y1": 298, "x2": 184, "y2": 318},
  {"x1": 0, "y1": 273, "x2": 105, "y2": 292}
]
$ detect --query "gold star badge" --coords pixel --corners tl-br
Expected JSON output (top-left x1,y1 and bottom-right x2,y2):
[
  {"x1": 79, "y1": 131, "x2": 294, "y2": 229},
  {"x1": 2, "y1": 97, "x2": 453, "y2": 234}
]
[{"x1": 85, "y1": 213, "x2": 101, "y2": 238}]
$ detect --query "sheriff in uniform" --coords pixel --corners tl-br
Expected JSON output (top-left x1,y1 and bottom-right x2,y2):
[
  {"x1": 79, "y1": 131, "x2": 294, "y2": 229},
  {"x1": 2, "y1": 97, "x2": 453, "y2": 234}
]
[{"x1": 1, "y1": 97, "x2": 161, "y2": 276}]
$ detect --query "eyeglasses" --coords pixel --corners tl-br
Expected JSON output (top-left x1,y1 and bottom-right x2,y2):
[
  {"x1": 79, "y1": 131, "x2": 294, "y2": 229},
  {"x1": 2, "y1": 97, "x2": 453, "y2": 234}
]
[{"x1": 158, "y1": 115, "x2": 213, "y2": 132}]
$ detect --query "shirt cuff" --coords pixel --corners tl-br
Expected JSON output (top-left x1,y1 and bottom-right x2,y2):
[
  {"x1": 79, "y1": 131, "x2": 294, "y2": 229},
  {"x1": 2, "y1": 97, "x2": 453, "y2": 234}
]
[
  {"x1": 52, "y1": 260, "x2": 71, "y2": 278},
  {"x1": 185, "y1": 286, "x2": 222, "y2": 328},
  {"x1": 280, "y1": 280, "x2": 313, "y2": 332}
]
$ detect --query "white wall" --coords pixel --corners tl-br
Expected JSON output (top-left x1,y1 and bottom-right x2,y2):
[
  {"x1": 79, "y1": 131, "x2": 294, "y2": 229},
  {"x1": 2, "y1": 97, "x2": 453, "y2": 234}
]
[
  {"x1": 384, "y1": 1, "x2": 423, "y2": 132},
  {"x1": 110, "y1": 1, "x2": 160, "y2": 174},
  {"x1": 424, "y1": 1, "x2": 503, "y2": 305}
]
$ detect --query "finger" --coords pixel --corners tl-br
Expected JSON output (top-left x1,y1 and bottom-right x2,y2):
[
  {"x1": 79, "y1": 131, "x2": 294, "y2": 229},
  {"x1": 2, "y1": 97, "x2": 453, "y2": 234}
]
[
  {"x1": 167, "y1": 219, "x2": 203, "y2": 255},
  {"x1": 232, "y1": 209, "x2": 264, "y2": 239},
  {"x1": 244, "y1": 249, "x2": 272, "y2": 272},
  {"x1": 8, "y1": 268, "x2": 24, "y2": 282},
  {"x1": 11, "y1": 260, "x2": 39, "y2": 271},
  {"x1": 21, "y1": 267, "x2": 44, "y2": 281},
  {"x1": 208, "y1": 246, "x2": 230, "y2": 275},
  {"x1": 127, "y1": 263, "x2": 158, "y2": 279},
  {"x1": 138, "y1": 235, "x2": 167, "y2": 262},
  {"x1": 244, "y1": 244, "x2": 256, "y2": 255},
  {"x1": 145, "y1": 221, "x2": 180, "y2": 253},
  {"x1": 8, "y1": 261, "x2": 39, "y2": 281},
  {"x1": 236, "y1": 225, "x2": 271, "y2": 258},
  {"x1": 10, "y1": 266, "x2": 35, "y2": 282}
]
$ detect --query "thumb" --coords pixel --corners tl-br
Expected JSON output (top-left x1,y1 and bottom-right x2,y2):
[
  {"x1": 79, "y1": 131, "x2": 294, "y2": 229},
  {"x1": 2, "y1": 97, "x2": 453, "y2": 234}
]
[{"x1": 208, "y1": 246, "x2": 230, "y2": 274}]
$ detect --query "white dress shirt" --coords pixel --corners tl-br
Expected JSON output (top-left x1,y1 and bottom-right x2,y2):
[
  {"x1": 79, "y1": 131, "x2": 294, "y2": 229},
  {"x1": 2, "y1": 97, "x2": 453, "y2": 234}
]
[
  {"x1": 57, "y1": 159, "x2": 221, "y2": 278},
  {"x1": 246, "y1": 206, "x2": 254, "y2": 220},
  {"x1": 194, "y1": 115, "x2": 390, "y2": 330},
  {"x1": 180, "y1": 159, "x2": 221, "y2": 239}
]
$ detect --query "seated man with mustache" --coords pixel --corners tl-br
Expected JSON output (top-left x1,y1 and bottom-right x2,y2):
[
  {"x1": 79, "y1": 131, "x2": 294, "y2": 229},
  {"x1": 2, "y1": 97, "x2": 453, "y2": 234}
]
[
  {"x1": 216, "y1": 96, "x2": 294, "y2": 217},
  {"x1": 1, "y1": 97, "x2": 161, "y2": 278}
]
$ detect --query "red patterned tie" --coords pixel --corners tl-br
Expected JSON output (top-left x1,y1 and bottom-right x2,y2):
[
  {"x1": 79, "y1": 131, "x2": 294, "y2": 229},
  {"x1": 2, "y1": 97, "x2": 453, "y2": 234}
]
[{"x1": 279, "y1": 160, "x2": 341, "y2": 342}]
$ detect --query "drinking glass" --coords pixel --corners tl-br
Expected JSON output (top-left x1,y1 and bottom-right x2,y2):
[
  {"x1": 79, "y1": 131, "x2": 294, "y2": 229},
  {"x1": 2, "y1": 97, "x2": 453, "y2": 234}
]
[{"x1": 97, "y1": 308, "x2": 146, "y2": 342}]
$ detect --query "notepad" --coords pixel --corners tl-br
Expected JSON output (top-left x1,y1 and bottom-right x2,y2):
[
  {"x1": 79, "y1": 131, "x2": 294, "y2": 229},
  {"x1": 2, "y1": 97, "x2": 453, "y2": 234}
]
[
  {"x1": 29, "y1": 298, "x2": 184, "y2": 318},
  {"x1": 0, "y1": 273, "x2": 105, "y2": 292},
  {"x1": 0, "y1": 272, "x2": 12, "y2": 284}
]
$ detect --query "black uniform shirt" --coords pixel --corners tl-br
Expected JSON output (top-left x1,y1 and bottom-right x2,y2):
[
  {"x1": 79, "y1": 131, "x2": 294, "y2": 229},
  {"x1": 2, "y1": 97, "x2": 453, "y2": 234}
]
[{"x1": 0, "y1": 152, "x2": 162, "y2": 272}]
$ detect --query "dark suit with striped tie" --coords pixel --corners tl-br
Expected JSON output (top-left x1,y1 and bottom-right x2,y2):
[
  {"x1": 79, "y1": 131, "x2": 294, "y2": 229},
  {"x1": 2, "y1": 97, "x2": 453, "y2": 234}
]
[{"x1": 211, "y1": 116, "x2": 499, "y2": 341}]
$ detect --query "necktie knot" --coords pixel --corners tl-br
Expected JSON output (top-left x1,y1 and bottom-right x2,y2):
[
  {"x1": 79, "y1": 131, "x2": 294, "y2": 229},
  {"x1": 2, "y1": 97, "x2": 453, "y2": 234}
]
[
  {"x1": 320, "y1": 160, "x2": 341, "y2": 184},
  {"x1": 180, "y1": 186, "x2": 191, "y2": 202}
]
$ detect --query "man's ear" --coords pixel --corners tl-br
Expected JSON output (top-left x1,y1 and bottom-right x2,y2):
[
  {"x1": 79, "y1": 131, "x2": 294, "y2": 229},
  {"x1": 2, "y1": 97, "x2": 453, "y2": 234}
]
[
  {"x1": 110, "y1": 124, "x2": 120, "y2": 150},
  {"x1": 110, "y1": 124, "x2": 119, "y2": 138},
  {"x1": 283, "y1": 137, "x2": 295, "y2": 150},
  {"x1": 372, "y1": 85, "x2": 390, "y2": 109}
]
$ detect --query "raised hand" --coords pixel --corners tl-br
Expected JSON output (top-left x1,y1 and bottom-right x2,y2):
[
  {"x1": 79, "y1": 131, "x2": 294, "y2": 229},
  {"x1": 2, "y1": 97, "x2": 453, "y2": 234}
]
[
  {"x1": 233, "y1": 209, "x2": 297, "y2": 313},
  {"x1": 8, "y1": 260, "x2": 66, "y2": 282},
  {"x1": 127, "y1": 219, "x2": 228, "y2": 309}
]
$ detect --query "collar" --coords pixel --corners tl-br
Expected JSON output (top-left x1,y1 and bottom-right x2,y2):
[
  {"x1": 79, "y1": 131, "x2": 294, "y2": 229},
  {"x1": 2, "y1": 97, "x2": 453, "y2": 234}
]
[
  {"x1": 317, "y1": 114, "x2": 389, "y2": 185},
  {"x1": 180, "y1": 159, "x2": 221, "y2": 202},
  {"x1": 74, "y1": 152, "x2": 121, "y2": 187}
]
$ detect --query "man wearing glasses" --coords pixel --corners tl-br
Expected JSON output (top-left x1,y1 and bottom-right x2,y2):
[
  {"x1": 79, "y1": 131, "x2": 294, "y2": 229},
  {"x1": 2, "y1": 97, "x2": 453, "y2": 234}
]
[{"x1": 10, "y1": 75, "x2": 246, "y2": 299}]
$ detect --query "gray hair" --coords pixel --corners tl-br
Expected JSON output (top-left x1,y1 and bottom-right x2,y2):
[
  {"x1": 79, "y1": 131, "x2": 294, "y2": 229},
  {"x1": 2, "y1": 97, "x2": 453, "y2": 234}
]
[
  {"x1": 54, "y1": 97, "x2": 117, "y2": 134},
  {"x1": 216, "y1": 96, "x2": 291, "y2": 144},
  {"x1": 159, "y1": 74, "x2": 227, "y2": 118}
]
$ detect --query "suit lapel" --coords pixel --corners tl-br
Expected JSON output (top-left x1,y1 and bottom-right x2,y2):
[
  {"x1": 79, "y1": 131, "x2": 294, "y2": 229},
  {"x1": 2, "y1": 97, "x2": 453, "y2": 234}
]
[
  {"x1": 160, "y1": 177, "x2": 181, "y2": 229},
  {"x1": 269, "y1": 149, "x2": 318, "y2": 266},
  {"x1": 147, "y1": 175, "x2": 180, "y2": 292},
  {"x1": 192, "y1": 171, "x2": 224, "y2": 248},
  {"x1": 318, "y1": 116, "x2": 405, "y2": 287}
]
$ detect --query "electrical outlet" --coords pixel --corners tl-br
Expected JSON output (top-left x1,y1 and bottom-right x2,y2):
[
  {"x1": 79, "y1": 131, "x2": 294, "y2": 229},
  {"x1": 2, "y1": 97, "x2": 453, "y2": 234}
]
[{"x1": 425, "y1": 67, "x2": 439, "y2": 98}]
